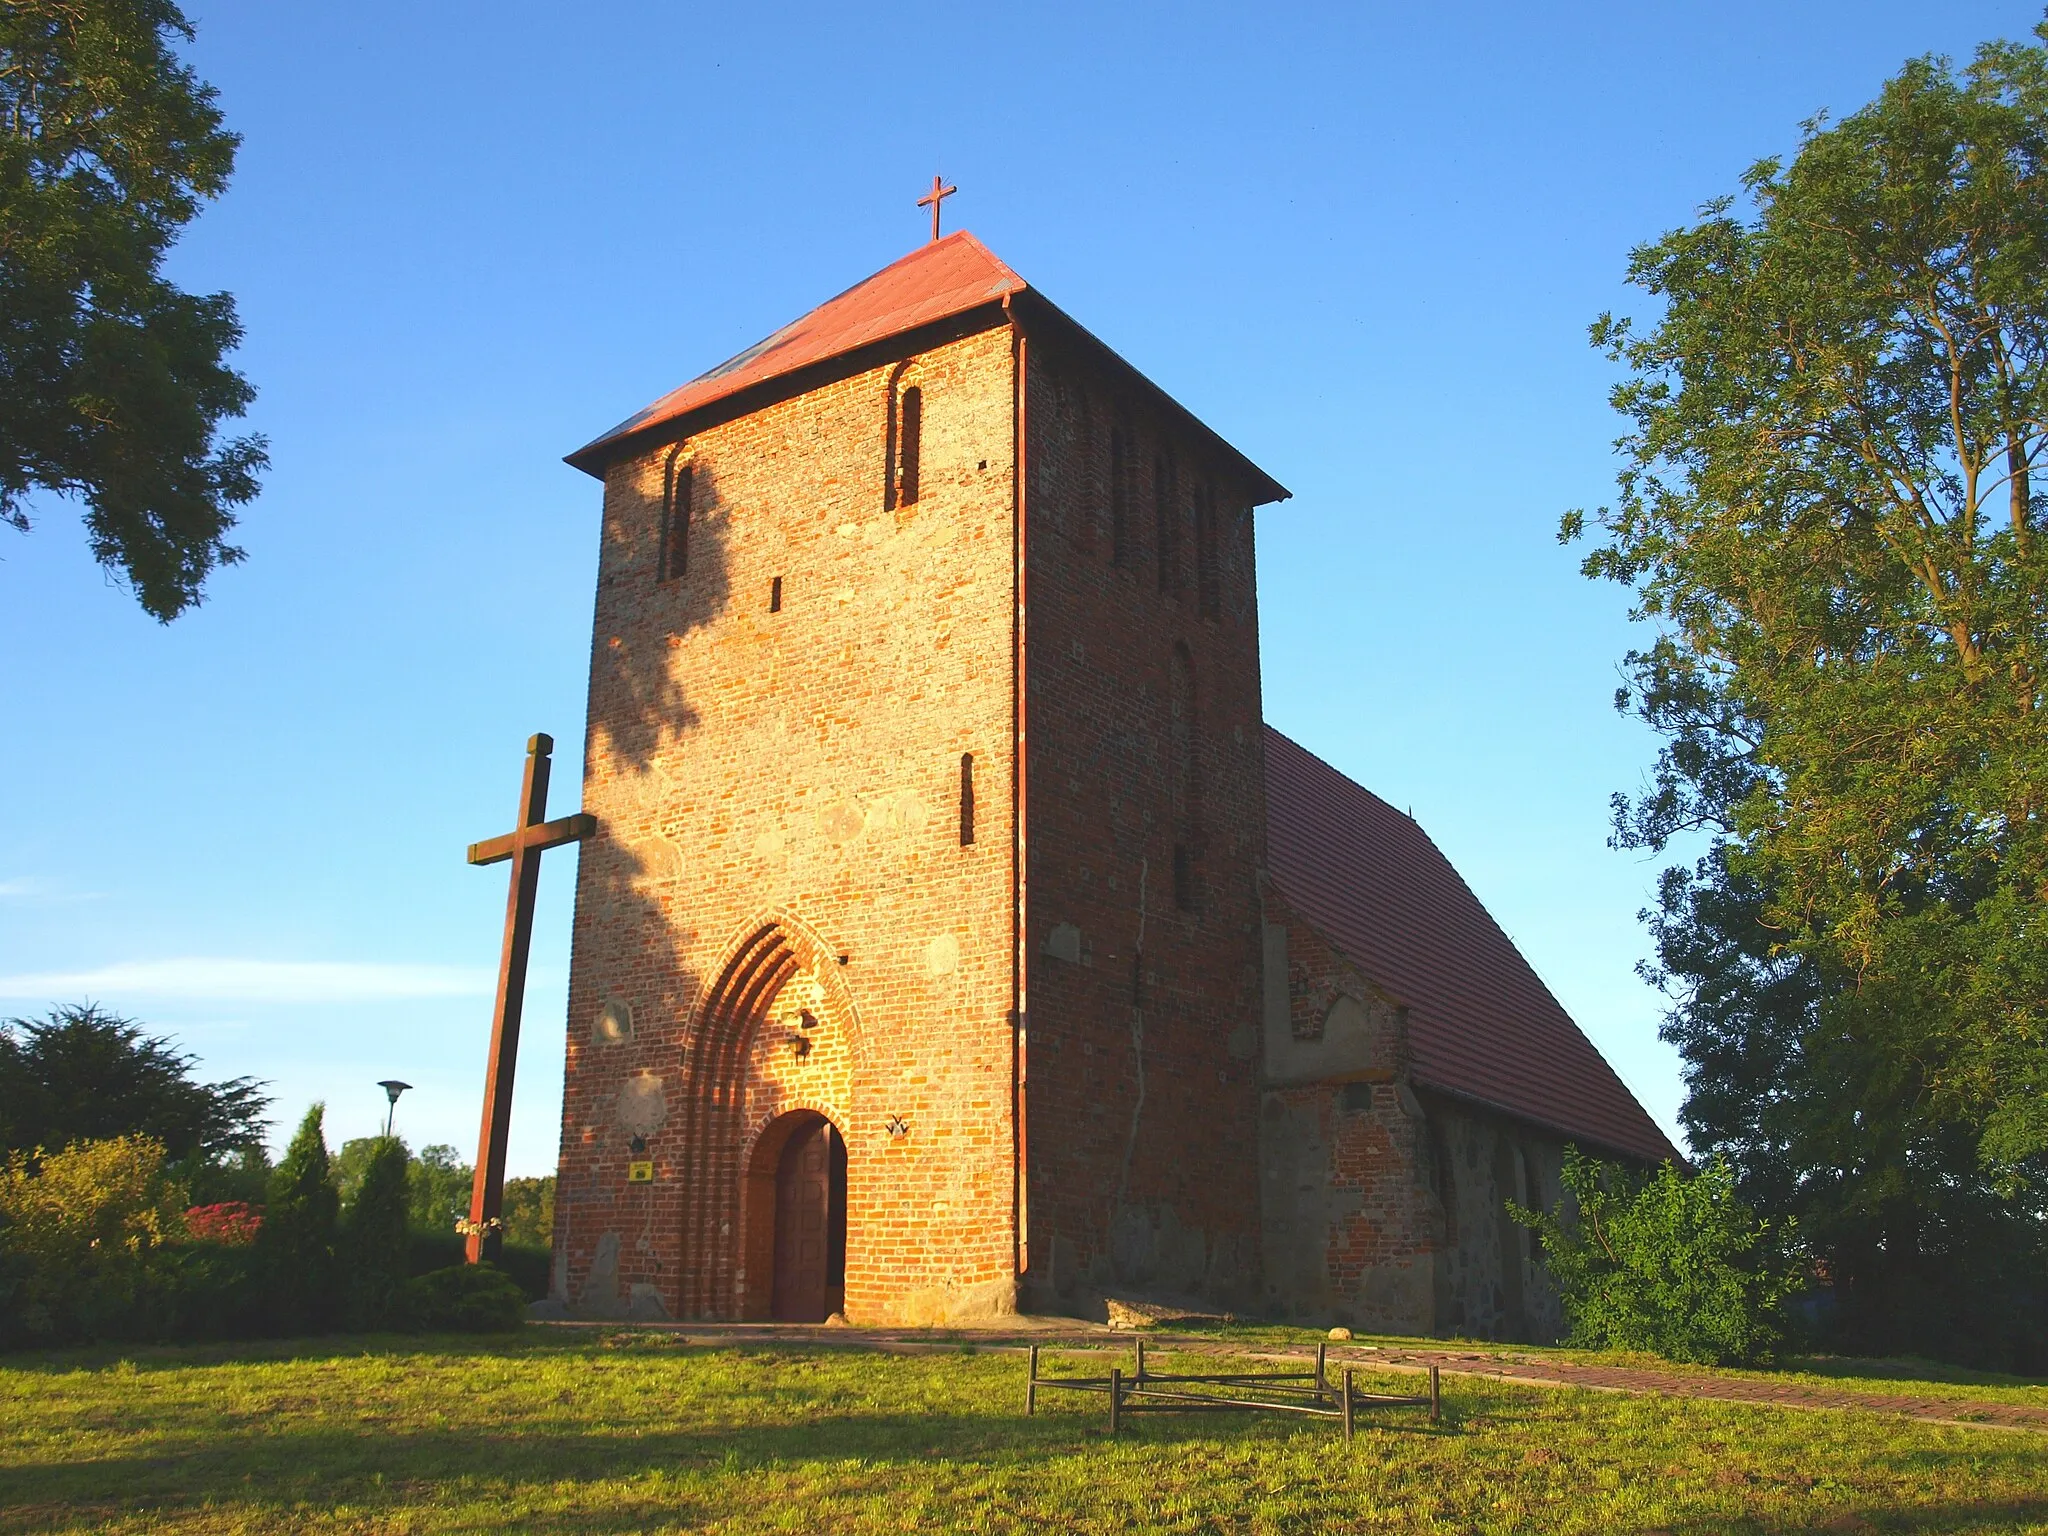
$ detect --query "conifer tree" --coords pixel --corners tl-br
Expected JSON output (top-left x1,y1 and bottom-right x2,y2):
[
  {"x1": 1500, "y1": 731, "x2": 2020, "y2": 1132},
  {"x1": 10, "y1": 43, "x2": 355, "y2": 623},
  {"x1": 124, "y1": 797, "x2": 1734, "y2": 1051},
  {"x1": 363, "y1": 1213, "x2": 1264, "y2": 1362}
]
[
  {"x1": 341, "y1": 1136, "x2": 409, "y2": 1330},
  {"x1": 257, "y1": 1104, "x2": 338, "y2": 1334}
]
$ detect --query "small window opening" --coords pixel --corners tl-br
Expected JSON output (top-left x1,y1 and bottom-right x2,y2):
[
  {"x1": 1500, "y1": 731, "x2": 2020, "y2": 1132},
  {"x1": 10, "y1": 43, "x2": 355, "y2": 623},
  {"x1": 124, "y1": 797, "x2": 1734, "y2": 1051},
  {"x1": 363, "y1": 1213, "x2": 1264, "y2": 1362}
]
[
  {"x1": 1154, "y1": 451, "x2": 1180, "y2": 594},
  {"x1": 770, "y1": 576, "x2": 783, "y2": 612},
  {"x1": 897, "y1": 385, "x2": 922, "y2": 507},
  {"x1": 1172, "y1": 842, "x2": 1195, "y2": 911},
  {"x1": 660, "y1": 456, "x2": 691, "y2": 582},
  {"x1": 1195, "y1": 481, "x2": 1220, "y2": 619},
  {"x1": 959, "y1": 753, "x2": 975, "y2": 845},
  {"x1": 1109, "y1": 426, "x2": 1131, "y2": 568}
]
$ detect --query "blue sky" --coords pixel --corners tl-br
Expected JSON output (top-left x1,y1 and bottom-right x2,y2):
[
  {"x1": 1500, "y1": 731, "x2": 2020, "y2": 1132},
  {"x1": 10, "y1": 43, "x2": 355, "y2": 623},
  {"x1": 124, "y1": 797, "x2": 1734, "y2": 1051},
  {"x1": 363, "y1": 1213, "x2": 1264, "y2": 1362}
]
[{"x1": 2, "y1": 0, "x2": 2033, "y2": 1174}]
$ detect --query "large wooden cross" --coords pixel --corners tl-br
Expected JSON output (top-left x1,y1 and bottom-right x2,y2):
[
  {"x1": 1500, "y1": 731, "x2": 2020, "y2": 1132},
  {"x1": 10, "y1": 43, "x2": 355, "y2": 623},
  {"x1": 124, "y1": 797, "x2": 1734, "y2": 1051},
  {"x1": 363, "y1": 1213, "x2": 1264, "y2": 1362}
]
[{"x1": 463, "y1": 732, "x2": 595, "y2": 1263}]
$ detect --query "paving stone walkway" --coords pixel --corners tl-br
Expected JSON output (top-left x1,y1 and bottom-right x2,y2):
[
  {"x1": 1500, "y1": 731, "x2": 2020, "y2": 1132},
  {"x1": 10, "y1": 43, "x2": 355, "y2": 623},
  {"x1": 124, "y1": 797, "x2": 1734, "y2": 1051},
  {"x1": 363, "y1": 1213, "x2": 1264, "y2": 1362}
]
[{"x1": 544, "y1": 1319, "x2": 2048, "y2": 1434}]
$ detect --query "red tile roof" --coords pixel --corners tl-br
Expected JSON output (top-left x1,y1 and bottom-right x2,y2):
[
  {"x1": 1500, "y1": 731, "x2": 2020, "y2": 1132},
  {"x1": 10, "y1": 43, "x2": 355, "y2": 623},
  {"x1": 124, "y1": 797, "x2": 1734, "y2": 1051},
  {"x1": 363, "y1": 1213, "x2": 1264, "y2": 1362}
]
[
  {"x1": 569, "y1": 232, "x2": 1027, "y2": 471},
  {"x1": 564, "y1": 231, "x2": 1289, "y2": 503},
  {"x1": 1264, "y1": 726, "x2": 1675, "y2": 1163}
]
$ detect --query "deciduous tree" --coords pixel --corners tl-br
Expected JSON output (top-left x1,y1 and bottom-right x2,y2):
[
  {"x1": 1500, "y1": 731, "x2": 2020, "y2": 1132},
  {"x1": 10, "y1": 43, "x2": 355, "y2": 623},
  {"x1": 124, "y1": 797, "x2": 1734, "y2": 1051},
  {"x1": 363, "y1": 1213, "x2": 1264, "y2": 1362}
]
[
  {"x1": 1, "y1": 0, "x2": 266, "y2": 619},
  {"x1": 1567, "y1": 25, "x2": 2048, "y2": 1366}
]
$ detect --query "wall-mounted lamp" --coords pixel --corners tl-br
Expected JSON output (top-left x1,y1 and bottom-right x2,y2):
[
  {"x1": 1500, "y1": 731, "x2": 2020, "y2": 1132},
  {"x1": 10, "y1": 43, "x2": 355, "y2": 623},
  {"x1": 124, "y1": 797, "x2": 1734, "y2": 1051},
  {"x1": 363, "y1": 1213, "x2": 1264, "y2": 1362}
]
[
  {"x1": 791, "y1": 1033, "x2": 813, "y2": 1058},
  {"x1": 377, "y1": 1079, "x2": 412, "y2": 1138}
]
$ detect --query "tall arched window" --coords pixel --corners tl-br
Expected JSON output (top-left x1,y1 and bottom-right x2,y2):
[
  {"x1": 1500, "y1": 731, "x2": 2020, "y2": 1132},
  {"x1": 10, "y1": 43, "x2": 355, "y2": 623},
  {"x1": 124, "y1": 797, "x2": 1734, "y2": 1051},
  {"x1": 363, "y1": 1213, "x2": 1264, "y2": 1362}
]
[
  {"x1": 1170, "y1": 641, "x2": 1201, "y2": 911},
  {"x1": 898, "y1": 386, "x2": 922, "y2": 507},
  {"x1": 885, "y1": 365, "x2": 922, "y2": 511},
  {"x1": 959, "y1": 753, "x2": 975, "y2": 846},
  {"x1": 661, "y1": 452, "x2": 691, "y2": 583}
]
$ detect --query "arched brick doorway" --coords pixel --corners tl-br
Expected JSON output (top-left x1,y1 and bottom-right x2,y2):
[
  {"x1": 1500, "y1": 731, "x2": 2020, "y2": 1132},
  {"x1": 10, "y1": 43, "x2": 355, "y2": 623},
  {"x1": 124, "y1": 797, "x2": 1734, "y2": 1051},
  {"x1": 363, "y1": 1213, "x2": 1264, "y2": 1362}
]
[{"x1": 744, "y1": 1110, "x2": 846, "y2": 1322}]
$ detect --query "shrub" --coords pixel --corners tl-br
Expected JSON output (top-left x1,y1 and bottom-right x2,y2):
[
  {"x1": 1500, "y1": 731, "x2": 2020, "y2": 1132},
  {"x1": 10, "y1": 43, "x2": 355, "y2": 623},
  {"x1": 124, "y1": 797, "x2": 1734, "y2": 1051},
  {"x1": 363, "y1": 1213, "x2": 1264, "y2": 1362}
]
[
  {"x1": 256, "y1": 1104, "x2": 339, "y2": 1334},
  {"x1": 0, "y1": 1135, "x2": 187, "y2": 1344},
  {"x1": 401, "y1": 1263, "x2": 526, "y2": 1332},
  {"x1": 184, "y1": 1201, "x2": 261, "y2": 1244},
  {"x1": 1511, "y1": 1149, "x2": 1805, "y2": 1367},
  {"x1": 342, "y1": 1137, "x2": 409, "y2": 1329},
  {"x1": 158, "y1": 1239, "x2": 263, "y2": 1340}
]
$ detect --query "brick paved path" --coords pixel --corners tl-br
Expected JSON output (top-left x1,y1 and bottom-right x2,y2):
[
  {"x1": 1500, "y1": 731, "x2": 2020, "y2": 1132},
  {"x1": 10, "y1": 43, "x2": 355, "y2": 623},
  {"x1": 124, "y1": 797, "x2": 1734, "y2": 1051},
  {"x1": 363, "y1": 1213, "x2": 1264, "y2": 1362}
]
[{"x1": 548, "y1": 1319, "x2": 2048, "y2": 1434}]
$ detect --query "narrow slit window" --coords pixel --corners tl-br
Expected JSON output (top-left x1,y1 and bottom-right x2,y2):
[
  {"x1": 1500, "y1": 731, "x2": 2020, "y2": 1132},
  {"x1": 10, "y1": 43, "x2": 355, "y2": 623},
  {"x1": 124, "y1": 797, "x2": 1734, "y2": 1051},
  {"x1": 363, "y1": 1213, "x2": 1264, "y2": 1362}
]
[
  {"x1": 898, "y1": 385, "x2": 922, "y2": 507},
  {"x1": 1109, "y1": 426, "x2": 1131, "y2": 568},
  {"x1": 1195, "y1": 481, "x2": 1220, "y2": 619},
  {"x1": 959, "y1": 752, "x2": 975, "y2": 845},
  {"x1": 660, "y1": 457, "x2": 691, "y2": 582},
  {"x1": 1154, "y1": 452, "x2": 1179, "y2": 594},
  {"x1": 1170, "y1": 642, "x2": 1201, "y2": 911},
  {"x1": 770, "y1": 576, "x2": 783, "y2": 612}
]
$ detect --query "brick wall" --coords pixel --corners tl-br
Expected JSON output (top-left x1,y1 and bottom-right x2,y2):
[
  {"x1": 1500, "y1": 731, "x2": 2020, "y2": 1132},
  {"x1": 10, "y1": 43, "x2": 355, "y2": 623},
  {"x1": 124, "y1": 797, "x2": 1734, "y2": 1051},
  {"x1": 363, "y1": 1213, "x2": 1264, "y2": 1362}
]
[
  {"x1": 1019, "y1": 339, "x2": 1270, "y2": 1312},
  {"x1": 1258, "y1": 891, "x2": 1568, "y2": 1340},
  {"x1": 559, "y1": 324, "x2": 1022, "y2": 1324}
]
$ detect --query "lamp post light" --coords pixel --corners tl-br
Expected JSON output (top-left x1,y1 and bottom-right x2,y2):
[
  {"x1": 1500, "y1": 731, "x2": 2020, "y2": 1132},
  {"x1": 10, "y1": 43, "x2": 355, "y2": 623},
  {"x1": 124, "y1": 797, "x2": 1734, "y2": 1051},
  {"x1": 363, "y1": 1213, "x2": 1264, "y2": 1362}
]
[{"x1": 377, "y1": 1080, "x2": 413, "y2": 1139}]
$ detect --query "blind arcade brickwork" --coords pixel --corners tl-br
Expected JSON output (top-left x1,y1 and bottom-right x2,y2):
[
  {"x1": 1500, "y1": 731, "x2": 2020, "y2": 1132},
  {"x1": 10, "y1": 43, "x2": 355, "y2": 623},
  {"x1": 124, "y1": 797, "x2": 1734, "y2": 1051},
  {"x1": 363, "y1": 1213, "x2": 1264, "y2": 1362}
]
[{"x1": 550, "y1": 233, "x2": 1672, "y2": 1334}]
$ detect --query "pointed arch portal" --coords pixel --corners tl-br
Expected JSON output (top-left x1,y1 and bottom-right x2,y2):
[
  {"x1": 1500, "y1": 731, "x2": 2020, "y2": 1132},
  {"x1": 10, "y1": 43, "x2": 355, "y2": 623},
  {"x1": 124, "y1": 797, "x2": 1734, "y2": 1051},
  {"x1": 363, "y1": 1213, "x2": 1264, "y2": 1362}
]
[{"x1": 674, "y1": 913, "x2": 861, "y2": 1319}]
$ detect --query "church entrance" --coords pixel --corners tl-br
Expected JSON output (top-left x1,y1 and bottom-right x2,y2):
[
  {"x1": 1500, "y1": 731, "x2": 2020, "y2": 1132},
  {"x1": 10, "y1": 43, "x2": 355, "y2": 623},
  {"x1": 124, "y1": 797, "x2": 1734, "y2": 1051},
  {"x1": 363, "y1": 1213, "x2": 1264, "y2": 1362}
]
[{"x1": 770, "y1": 1113, "x2": 846, "y2": 1322}]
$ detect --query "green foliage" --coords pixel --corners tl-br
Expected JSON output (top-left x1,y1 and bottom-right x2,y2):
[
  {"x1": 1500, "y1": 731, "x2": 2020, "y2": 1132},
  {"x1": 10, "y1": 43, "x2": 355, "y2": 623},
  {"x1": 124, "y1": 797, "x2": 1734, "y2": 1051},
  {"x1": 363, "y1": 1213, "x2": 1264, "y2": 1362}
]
[
  {"x1": 1646, "y1": 853, "x2": 2048, "y2": 1368},
  {"x1": 406, "y1": 1232, "x2": 551, "y2": 1301},
  {"x1": 332, "y1": 1134, "x2": 391, "y2": 1208},
  {"x1": 1512, "y1": 1150, "x2": 1803, "y2": 1367},
  {"x1": 0, "y1": 1004, "x2": 270, "y2": 1167},
  {"x1": 407, "y1": 1143, "x2": 471, "y2": 1236},
  {"x1": 0, "y1": 1133, "x2": 185, "y2": 1344},
  {"x1": 400, "y1": 1263, "x2": 526, "y2": 1333},
  {"x1": 256, "y1": 1104, "x2": 337, "y2": 1335},
  {"x1": 0, "y1": 0, "x2": 267, "y2": 619},
  {"x1": 183, "y1": 1141, "x2": 271, "y2": 1207},
  {"x1": 341, "y1": 1136, "x2": 409, "y2": 1330},
  {"x1": 1564, "y1": 24, "x2": 2048, "y2": 1366},
  {"x1": 500, "y1": 1175, "x2": 554, "y2": 1250}
]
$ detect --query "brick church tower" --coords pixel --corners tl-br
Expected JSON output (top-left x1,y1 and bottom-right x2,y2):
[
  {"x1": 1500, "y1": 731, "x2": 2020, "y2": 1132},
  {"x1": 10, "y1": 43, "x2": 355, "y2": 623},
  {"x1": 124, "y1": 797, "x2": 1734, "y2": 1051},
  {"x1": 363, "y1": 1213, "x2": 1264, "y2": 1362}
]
[{"x1": 552, "y1": 232, "x2": 1289, "y2": 1324}]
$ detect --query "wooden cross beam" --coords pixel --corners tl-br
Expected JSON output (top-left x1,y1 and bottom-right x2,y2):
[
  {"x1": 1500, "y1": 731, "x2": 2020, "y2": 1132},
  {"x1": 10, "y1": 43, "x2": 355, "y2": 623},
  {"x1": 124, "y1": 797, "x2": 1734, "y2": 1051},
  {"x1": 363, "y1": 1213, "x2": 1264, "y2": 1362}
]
[{"x1": 462, "y1": 732, "x2": 595, "y2": 1264}]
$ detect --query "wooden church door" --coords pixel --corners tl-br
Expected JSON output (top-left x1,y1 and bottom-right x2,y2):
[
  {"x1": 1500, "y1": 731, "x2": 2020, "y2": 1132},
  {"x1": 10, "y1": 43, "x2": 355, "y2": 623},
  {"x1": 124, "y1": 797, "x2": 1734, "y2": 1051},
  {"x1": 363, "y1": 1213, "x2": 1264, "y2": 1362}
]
[{"x1": 771, "y1": 1116, "x2": 846, "y2": 1322}]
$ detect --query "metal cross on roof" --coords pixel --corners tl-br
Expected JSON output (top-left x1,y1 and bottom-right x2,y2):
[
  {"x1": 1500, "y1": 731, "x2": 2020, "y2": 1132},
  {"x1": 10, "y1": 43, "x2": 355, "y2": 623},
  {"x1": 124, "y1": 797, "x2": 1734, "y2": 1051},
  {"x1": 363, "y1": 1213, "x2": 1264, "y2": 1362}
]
[{"x1": 916, "y1": 174, "x2": 957, "y2": 244}]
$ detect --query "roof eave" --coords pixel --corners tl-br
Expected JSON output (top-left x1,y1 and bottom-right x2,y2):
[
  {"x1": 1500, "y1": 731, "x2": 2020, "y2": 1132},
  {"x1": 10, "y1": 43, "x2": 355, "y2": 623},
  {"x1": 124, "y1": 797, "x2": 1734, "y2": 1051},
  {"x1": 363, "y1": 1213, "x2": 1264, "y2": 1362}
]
[
  {"x1": 562, "y1": 299, "x2": 1016, "y2": 480},
  {"x1": 1409, "y1": 1077, "x2": 1680, "y2": 1167},
  {"x1": 1009, "y1": 289, "x2": 1291, "y2": 507}
]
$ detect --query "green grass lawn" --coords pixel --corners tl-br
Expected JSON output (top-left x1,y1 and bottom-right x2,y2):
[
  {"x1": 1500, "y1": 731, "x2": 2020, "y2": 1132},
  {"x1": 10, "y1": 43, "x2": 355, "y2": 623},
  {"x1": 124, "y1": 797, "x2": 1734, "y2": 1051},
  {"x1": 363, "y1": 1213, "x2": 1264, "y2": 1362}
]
[
  {"x1": 5, "y1": 1331, "x2": 2047, "y2": 1534},
  {"x1": 1173, "y1": 1321, "x2": 2048, "y2": 1410}
]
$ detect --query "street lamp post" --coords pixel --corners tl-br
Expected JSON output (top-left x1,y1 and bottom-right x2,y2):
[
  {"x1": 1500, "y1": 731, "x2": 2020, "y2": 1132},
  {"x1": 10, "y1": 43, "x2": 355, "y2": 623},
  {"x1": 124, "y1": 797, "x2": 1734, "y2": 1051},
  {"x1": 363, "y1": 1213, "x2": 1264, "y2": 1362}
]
[{"x1": 377, "y1": 1080, "x2": 413, "y2": 1139}]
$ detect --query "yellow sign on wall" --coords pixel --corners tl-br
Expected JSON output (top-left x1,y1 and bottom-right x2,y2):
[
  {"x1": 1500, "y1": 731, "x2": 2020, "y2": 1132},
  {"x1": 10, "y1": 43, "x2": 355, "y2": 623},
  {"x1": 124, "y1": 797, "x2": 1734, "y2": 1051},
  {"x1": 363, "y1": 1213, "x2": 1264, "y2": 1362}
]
[{"x1": 627, "y1": 1161, "x2": 654, "y2": 1183}]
